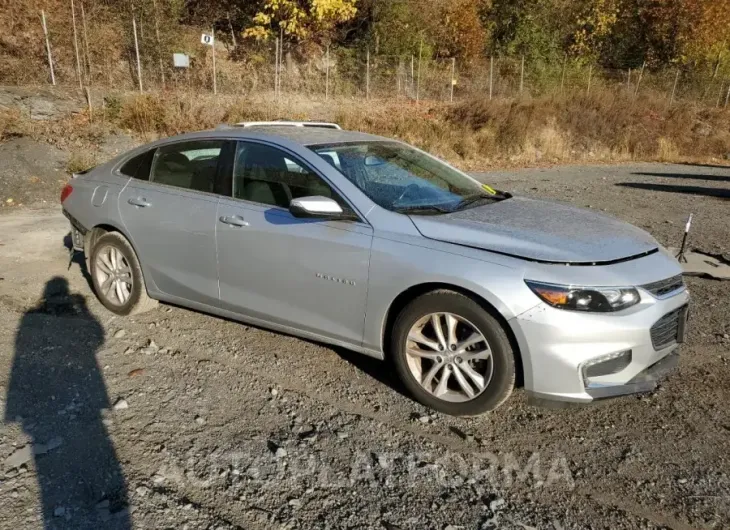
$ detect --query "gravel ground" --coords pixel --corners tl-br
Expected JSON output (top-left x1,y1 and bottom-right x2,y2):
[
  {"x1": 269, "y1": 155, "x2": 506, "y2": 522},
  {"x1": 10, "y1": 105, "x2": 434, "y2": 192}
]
[{"x1": 0, "y1": 162, "x2": 729, "y2": 530}]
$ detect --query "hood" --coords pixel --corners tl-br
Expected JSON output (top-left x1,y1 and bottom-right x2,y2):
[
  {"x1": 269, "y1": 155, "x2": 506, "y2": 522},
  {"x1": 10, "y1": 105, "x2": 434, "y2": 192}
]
[{"x1": 410, "y1": 196, "x2": 659, "y2": 264}]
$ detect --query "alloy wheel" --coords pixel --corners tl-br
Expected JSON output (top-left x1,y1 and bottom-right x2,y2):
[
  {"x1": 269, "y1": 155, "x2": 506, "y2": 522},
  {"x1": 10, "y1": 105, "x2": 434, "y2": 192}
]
[
  {"x1": 95, "y1": 245, "x2": 133, "y2": 306},
  {"x1": 405, "y1": 312, "x2": 493, "y2": 403}
]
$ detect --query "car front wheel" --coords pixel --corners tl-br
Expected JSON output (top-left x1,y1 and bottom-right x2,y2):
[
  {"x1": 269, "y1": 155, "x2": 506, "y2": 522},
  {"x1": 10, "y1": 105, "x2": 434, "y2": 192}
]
[{"x1": 391, "y1": 290, "x2": 515, "y2": 416}]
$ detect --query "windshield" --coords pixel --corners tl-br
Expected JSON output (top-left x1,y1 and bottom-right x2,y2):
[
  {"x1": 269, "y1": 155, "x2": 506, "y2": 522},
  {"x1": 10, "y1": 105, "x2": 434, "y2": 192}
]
[{"x1": 309, "y1": 141, "x2": 502, "y2": 214}]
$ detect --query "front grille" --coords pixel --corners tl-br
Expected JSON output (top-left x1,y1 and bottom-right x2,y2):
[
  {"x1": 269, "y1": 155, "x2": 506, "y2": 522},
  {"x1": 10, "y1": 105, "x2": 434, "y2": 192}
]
[
  {"x1": 641, "y1": 274, "x2": 684, "y2": 298},
  {"x1": 650, "y1": 307, "x2": 684, "y2": 350}
]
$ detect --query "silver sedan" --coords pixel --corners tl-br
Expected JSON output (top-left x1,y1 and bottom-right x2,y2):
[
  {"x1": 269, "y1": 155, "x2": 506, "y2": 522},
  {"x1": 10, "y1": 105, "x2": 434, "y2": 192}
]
[{"x1": 60, "y1": 122, "x2": 689, "y2": 416}]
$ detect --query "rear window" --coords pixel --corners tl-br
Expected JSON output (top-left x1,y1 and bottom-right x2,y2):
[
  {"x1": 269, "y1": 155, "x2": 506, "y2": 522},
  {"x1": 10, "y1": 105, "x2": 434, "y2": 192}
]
[{"x1": 119, "y1": 150, "x2": 154, "y2": 181}]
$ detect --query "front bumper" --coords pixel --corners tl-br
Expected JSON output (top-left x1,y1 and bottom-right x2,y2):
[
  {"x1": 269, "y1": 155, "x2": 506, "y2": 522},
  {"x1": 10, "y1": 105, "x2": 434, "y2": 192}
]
[{"x1": 510, "y1": 286, "x2": 689, "y2": 404}]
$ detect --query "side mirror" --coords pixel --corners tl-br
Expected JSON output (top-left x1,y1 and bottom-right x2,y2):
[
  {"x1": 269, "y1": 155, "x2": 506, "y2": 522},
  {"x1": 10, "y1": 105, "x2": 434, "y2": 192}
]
[{"x1": 289, "y1": 196, "x2": 352, "y2": 220}]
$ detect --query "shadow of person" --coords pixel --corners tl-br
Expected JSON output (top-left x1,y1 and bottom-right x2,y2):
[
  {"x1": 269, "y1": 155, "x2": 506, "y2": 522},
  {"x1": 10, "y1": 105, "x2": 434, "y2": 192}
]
[{"x1": 4, "y1": 277, "x2": 130, "y2": 529}]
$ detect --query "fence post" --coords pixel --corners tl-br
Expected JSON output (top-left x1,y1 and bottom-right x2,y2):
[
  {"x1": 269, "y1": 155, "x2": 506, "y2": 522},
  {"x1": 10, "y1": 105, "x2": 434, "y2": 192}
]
[
  {"x1": 725, "y1": 81, "x2": 730, "y2": 108},
  {"x1": 411, "y1": 54, "x2": 414, "y2": 94},
  {"x1": 80, "y1": 1, "x2": 91, "y2": 84},
  {"x1": 669, "y1": 69, "x2": 679, "y2": 106},
  {"x1": 85, "y1": 86, "x2": 92, "y2": 121},
  {"x1": 40, "y1": 10, "x2": 56, "y2": 86},
  {"x1": 560, "y1": 56, "x2": 566, "y2": 94},
  {"x1": 366, "y1": 48, "x2": 370, "y2": 100},
  {"x1": 450, "y1": 57, "x2": 455, "y2": 102},
  {"x1": 274, "y1": 36, "x2": 279, "y2": 98},
  {"x1": 325, "y1": 45, "x2": 330, "y2": 100},
  {"x1": 71, "y1": 0, "x2": 83, "y2": 89},
  {"x1": 416, "y1": 38, "x2": 422, "y2": 102},
  {"x1": 634, "y1": 61, "x2": 645, "y2": 96},
  {"x1": 519, "y1": 55, "x2": 525, "y2": 95},
  {"x1": 211, "y1": 27, "x2": 217, "y2": 94},
  {"x1": 132, "y1": 15, "x2": 143, "y2": 92},
  {"x1": 152, "y1": 0, "x2": 165, "y2": 88},
  {"x1": 627, "y1": 68, "x2": 631, "y2": 91},
  {"x1": 704, "y1": 53, "x2": 721, "y2": 98},
  {"x1": 489, "y1": 55, "x2": 493, "y2": 100},
  {"x1": 228, "y1": 13, "x2": 237, "y2": 48},
  {"x1": 278, "y1": 26, "x2": 283, "y2": 95},
  {"x1": 717, "y1": 80, "x2": 725, "y2": 107},
  {"x1": 586, "y1": 64, "x2": 592, "y2": 96}
]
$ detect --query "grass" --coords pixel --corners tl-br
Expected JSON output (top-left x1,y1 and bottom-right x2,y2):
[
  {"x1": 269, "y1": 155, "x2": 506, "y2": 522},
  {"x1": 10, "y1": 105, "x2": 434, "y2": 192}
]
[
  {"x1": 66, "y1": 151, "x2": 98, "y2": 174},
  {"x1": 2, "y1": 87, "x2": 730, "y2": 172}
]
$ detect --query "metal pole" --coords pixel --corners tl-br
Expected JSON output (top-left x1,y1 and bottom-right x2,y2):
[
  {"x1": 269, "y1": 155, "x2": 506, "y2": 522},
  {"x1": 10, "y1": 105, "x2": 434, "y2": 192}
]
[
  {"x1": 627, "y1": 68, "x2": 631, "y2": 91},
  {"x1": 325, "y1": 45, "x2": 330, "y2": 100},
  {"x1": 366, "y1": 48, "x2": 370, "y2": 100},
  {"x1": 717, "y1": 80, "x2": 725, "y2": 107},
  {"x1": 560, "y1": 56, "x2": 566, "y2": 94},
  {"x1": 80, "y1": 1, "x2": 92, "y2": 83},
  {"x1": 71, "y1": 0, "x2": 83, "y2": 89},
  {"x1": 634, "y1": 61, "x2": 645, "y2": 96},
  {"x1": 211, "y1": 27, "x2": 217, "y2": 94},
  {"x1": 676, "y1": 213, "x2": 693, "y2": 263},
  {"x1": 725, "y1": 81, "x2": 730, "y2": 108},
  {"x1": 519, "y1": 55, "x2": 524, "y2": 95},
  {"x1": 228, "y1": 13, "x2": 237, "y2": 48},
  {"x1": 411, "y1": 54, "x2": 414, "y2": 94},
  {"x1": 489, "y1": 55, "x2": 493, "y2": 100},
  {"x1": 132, "y1": 15, "x2": 142, "y2": 93},
  {"x1": 416, "y1": 38, "x2": 422, "y2": 102},
  {"x1": 85, "y1": 86, "x2": 92, "y2": 121},
  {"x1": 278, "y1": 26, "x2": 283, "y2": 95},
  {"x1": 669, "y1": 69, "x2": 679, "y2": 106},
  {"x1": 586, "y1": 65, "x2": 592, "y2": 96},
  {"x1": 41, "y1": 10, "x2": 56, "y2": 86},
  {"x1": 152, "y1": 0, "x2": 165, "y2": 88},
  {"x1": 274, "y1": 36, "x2": 279, "y2": 98},
  {"x1": 450, "y1": 57, "x2": 455, "y2": 102}
]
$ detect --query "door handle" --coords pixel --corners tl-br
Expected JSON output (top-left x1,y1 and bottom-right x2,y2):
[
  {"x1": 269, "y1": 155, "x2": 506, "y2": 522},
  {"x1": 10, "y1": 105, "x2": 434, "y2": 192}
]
[
  {"x1": 219, "y1": 215, "x2": 249, "y2": 227},
  {"x1": 128, "y1": 197, "x2": 151, "y2": 208}
]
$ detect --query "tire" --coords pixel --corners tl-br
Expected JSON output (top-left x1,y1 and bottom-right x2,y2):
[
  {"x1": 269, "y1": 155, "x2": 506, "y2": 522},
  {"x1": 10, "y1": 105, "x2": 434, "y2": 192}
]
[
  {"x1": 89, "y1": 231, "x2": 158, "y2": 316},
  {"x1": 391, "y1": 290, "x2": 515, "y2": 416}
]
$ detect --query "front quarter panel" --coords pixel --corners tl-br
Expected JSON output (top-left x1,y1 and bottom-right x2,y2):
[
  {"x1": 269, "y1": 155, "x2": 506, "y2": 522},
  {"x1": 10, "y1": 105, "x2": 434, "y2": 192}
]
[{"x1": 363, "y1": 232, "x2": 537, "y2": 353}]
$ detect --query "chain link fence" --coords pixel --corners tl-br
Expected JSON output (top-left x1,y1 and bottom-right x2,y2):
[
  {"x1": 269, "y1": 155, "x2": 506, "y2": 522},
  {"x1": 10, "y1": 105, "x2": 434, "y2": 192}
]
[{"x1": 9, "y1": 8, "x2": 730, "y2": 109}]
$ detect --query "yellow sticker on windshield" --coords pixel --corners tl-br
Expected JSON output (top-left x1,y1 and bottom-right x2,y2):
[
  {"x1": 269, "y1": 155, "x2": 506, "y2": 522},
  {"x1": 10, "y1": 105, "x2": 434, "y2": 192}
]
[{"x1": 481, "y1": 184, "x2": 497, "y2": 195}]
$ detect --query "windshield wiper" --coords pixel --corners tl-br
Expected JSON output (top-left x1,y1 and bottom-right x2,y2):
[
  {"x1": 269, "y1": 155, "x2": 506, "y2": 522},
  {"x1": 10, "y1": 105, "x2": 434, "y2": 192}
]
[
  {"x1": 450, "y1": 192, "x2": 511, "y2": 212},
  {"x1": 393, "y1": 204, "x2": 451, "y2": 215}
]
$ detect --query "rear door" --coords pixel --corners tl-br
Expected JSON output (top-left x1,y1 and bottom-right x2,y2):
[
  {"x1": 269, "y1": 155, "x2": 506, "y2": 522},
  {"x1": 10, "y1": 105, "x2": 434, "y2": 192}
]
[
  {"x1": 215, "y1": 140, "x2": 373, "y2": 346},
  {"x1": 118, "y1": 139, "x2": 232, "y2": 306}
]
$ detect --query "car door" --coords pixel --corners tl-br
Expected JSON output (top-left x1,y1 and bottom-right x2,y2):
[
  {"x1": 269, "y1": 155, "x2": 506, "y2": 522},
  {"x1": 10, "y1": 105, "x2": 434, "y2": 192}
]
[
  {"x1": 118, "y1": 139, "x2": 232, "y2": 306},
  {"x1": 216, "y1": 140, "x2": 373, "y2": 346}
]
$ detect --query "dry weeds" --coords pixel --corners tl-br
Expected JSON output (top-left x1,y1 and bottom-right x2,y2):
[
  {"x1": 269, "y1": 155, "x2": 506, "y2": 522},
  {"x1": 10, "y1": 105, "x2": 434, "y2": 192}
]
[{"x1": 2, "y1": 88, "x2": 729, "y2": 170}]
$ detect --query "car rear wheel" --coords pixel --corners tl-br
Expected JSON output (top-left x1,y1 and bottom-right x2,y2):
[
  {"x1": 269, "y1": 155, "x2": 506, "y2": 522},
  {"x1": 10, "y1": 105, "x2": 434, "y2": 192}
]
[
  {"x1": 90, "y1": 231, "x2": 158, "y2": 316},
  {"x1": 391, "y1": 290, "x2": 515, "y2": 416}
]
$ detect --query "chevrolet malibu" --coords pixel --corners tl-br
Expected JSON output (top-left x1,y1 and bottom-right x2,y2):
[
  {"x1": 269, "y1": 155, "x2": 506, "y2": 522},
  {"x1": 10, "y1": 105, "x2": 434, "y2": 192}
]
[{"x1": 61, "y1": 122, "x2": 689, "y2": 416}]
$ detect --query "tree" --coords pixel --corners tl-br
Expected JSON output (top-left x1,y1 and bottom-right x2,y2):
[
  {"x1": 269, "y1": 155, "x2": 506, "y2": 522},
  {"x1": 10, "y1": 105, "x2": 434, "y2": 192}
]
[
  {"x1": 243, "y1": 0, "x2": 357, "y2": 42},
  {"x1": 568, "y1": 0, "x2": 619, "y2": 60},
  {"x1": 484, "y1": 0, "x2": 569, "y2": 64}
]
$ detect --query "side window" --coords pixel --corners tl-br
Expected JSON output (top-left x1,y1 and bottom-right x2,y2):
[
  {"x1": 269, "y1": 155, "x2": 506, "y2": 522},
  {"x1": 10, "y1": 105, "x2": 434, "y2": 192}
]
[
  {"x1": 119, "y1": 150, "x2": 154, "y2": 181},
  {"x1": 149, "y1": 140, "x2": 225, "y2": 193},
  {"x1": 233, "y1": 142, "x2": 340, "y2": 208}
]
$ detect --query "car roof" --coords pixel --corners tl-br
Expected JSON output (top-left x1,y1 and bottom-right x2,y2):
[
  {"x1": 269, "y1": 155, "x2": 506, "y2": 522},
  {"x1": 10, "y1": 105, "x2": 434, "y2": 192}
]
[
  {"x1": 145, "y1": 126, "x2": 391, "y2": 149},
  {"x1": 234, "y1": 125, "x2": 386, "y2": 146}
]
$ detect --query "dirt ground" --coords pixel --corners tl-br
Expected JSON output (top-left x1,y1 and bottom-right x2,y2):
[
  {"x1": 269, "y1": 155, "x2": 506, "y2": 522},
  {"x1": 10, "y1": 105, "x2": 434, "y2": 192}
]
[{"x1": 0, "y1": 162, "x2": 729, "y2": 530}]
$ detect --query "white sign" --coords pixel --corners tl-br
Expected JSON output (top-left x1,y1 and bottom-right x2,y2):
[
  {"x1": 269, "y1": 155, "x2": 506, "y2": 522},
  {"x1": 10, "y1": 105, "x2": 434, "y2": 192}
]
[
  {"x1": 173, "y1": 53, "x2": 189, "y2": 68},
  {"x1": 201, "y1": 33, "x2": 214, "y2": 46}
]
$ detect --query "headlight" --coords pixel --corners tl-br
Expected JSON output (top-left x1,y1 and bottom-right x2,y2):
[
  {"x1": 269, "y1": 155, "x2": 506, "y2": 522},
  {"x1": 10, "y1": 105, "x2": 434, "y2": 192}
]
[{"x1": 525, "y1": 280, "x2": 640, "y2": 312}]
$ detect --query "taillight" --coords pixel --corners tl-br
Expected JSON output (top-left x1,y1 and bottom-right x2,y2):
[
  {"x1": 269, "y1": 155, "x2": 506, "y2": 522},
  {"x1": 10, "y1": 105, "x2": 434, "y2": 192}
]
[{"x1": 60, "y1": 184, "x2": 73, "y2": 203}]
